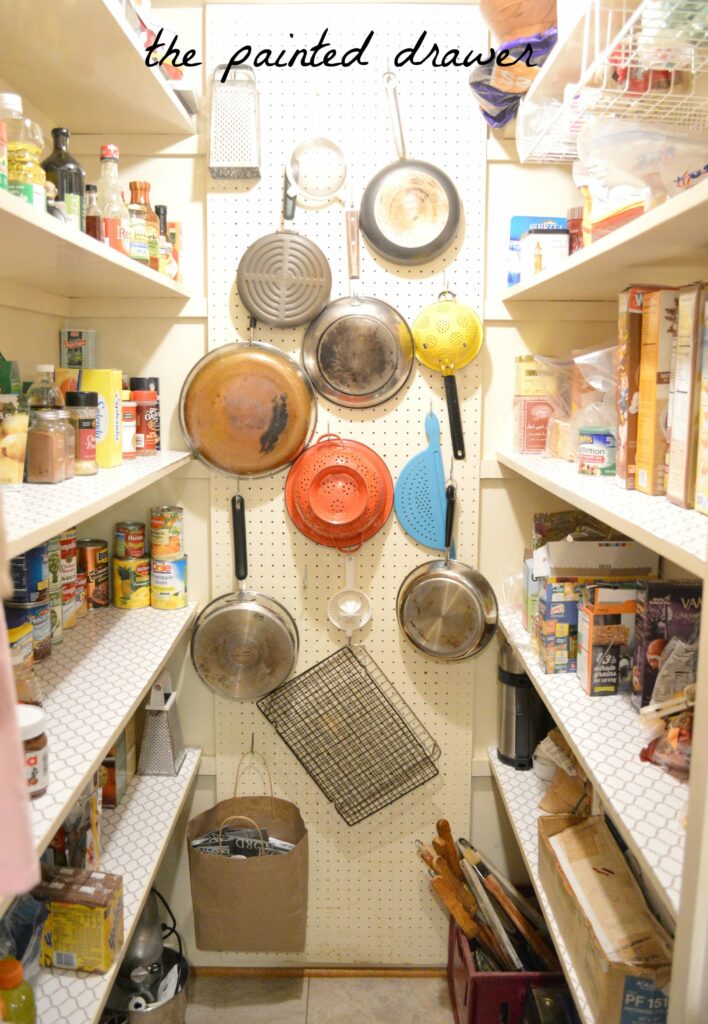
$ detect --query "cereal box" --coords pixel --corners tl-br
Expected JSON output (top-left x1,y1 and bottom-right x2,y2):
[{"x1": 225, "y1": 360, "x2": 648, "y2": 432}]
[
  {"x1": 632, "y1": 580, "x2": 702, "y2": 708},
  {"x1": 616, "y1": 287, "x2": 657, "y2": 489},
  {"x1": 578, "y1": 586, "x2": 638, "y2": 697},
  {"x1": 667, "y1": 284, "x2": 705, "y2": 508},
  {"x1": 635, "y1": 289, "x2": 680, "y2": 495}
]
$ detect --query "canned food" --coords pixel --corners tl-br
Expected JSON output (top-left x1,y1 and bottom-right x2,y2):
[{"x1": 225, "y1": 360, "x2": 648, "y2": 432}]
[
  {"x1": 60, "y1": 529, "x2": 77, "y2": 583},
  {"x1": 8, "y1": 621, "x2": 34, "y2": 673},
  {"x1": 5, "y1": 602, "x2": 51, "y2": 661},
  {"x1": 151, "y1": 556, "x2": 188, "y2": 610},
  {"x1": 10, "y1": 543, "x2": 49, "y2": 604},
  {"x1": 75, "y1": 571, "x2": 88, "y2": 618},
  {"x1": 49, "y1": 588, "x2": 63, "y2": 644},
  {"x1": 61, "y1": 579, "x2": 77, "y2": 629},
  {"x1": 47, "y1": 537, "x2": 62, "y2": 592},
  {"x1": 115, "y1": 521, "x2": 146, "y2": 559},
  {"x1": 150, "y1": 505, "x2": 184, "y2": 559},
  {"x1": 77, "y1": 540, "x2": 109, "y2": 609},
  {"x1": 113, "y1": 557, "x2": 151, "y2": 609}
]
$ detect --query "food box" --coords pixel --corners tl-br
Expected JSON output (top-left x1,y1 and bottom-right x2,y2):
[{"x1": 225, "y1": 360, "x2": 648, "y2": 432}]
[
  {"x1": 538, "y1": 816, "x2": 671, "y2": 1024},
  {"x1": 522, "y1": 555, "x2": 541, "y2": 632},
  {"x1": 57, "y1": 368, "x2": 123, "y2": 468},
  {"x1": 538, "y1": 581, "x2": 583, "y2": 626},
  {"x1": 34, "y1": 866, "x2": 123, "y2": 973},
  {"x1": 507, "y1": 215, "x2": 567, "y2": 287},
  {"x1": 520, "y1": 227, "x2": 570, "y2": 281},
  {"x1": 535, "y1": 615, "x2": 577, "y2": 674},
  {"x1": 636, "y1": 288, "x2": 680, "y2": 495},
  {"x1": 617, "y1": 286, "x2": 658, "y2": 489},
  {"x1": 694, "y1": 296, "x2": 708, "y2": 514},
  {"x1": 513, "y1": 395, "x2": 554, "y2": 454},
  {"x1": 666, "y1": 284, "x2": 705, "y2": 508},
  {"x1": 578, "y1": 586, "x2": 638, "y2": 696},
  {"x1": 632, "y1": 580, "x2": 702, "y2": 709},
  {"x1": 60, "y1": 329, "x2": 96, "y2": 369},
  {"x1": 533, "y1": 539, "x2": 660, "y2": 580}
]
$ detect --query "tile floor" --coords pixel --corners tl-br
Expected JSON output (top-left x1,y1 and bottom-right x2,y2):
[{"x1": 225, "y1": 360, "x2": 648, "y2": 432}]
[{"x1": 186, "y1": 975, "x2": 454, "y2": 1023}]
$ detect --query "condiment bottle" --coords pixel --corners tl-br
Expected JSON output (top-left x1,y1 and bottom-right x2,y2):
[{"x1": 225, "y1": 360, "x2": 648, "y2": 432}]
[
  {"x1": 155, "y1": 203, "x2": 172, "y2": 275},
  {"x1": 1, "y1": 93, "x2": 45, "y2": 211},
  {"x1": 56, "y1": 410, "x2": 75, "y2": 480},
  {"x1": 121, "y1": 389, "x2": 137, "y2": 460},
  {"x1": 84, "y1": 183, "x2": 104, "y2": 241},
  {"x1": 132, "y1": 390, "x2": 159, "y2": 456},
  {"x1": 65, "y1": 391, "x2": 98, "y2": 475},
  {"x1": 27, "y1": 365, "x2": 64, "y2": 410},
  {"x1": 127, "y1": 186, "x2": 149, "y2": 265},
  {"x1": 41, "y1": 127, "x2": 85, "y2": 230},
  {"x1": 0, "y1": 958, "x2": 36, "y2": 1024},
  {"x1": 129, "y1": 181, "x2": 160, "y2": 271},
  {"x1": 97, "y1": 144, "x2": 130, "y2": 256},
  {"x1": 26, "y1": 409, "x2": 66, "y2": 484},
  {"x1": 17, "y1": 704, "x2": 49, "y2": 801}
]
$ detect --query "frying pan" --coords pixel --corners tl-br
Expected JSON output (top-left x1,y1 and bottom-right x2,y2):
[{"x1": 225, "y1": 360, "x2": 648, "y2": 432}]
[
  {"x1": 179, "y1": 318, "x2": 317, "y2": 478},
  {"x1": 286, "y1": 135, "x2": 348, "y2": 205},
  {"x1": 360, "y1": 72, "x2": 461, "y2": 266},
  {"x1": 397, "y1": 484, "x2": 497, "y2": 661},
  {"x1": 302, "y1": 209, "x2": 414, "y2": 407},
  {"x1": 412, "y1": 291, "x2": 483, "y2": 461},
  {"x1": 236, "y1": 172, "x2": 332, "y2": 327},
  {"x1": 191, "y1": 494, "x2": 298, "y2": 701}
]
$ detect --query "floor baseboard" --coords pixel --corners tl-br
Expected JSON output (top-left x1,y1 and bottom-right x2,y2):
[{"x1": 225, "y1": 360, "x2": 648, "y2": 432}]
[{"x1": 191, "y1": 966, "x2": 447, "y2": 979}]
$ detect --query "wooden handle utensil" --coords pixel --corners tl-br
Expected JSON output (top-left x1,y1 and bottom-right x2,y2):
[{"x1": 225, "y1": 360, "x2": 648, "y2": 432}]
[
  {"x1": 436, "y1": 819, "x2": 464, "y2": 879},
  {"x1": 431, "y1": 876, "x2": 478, "y2": 941}
]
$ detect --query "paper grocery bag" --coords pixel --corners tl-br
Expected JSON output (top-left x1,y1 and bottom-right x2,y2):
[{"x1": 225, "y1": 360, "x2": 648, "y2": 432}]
[{"x1": 187, "y1": 757, "x2": 308, "y2": 952}]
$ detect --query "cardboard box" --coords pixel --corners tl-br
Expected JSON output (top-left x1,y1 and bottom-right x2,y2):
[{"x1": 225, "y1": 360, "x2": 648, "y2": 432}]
[
  {"x1": 632, "y1": 579, "x2": 702, "y2": 708},
  {"x1": 533, "y1": 539, "x2": 660, "y2": 580},
  {"x1": 538, "y1": 581, "x2": 583, "y2": 626},
  {"x1": 694, "y1": 296, "x2": 708, "y2": 514},
  {"x1": 538, "y1": 816, "x2": 671, "y2": 1024},
  {"x1": 507, "y1": 216, "x2": 567, "y2": 287},
  {"x1": 636, "y1": 288, "x2": 680, "y2": 495},
  {"x1": 34, "y1": 866, "x2": 124, "y2": 973},
  {"x1": 60, "y1": 329, "x2": 96, "y2": 369},
  {"x1": 667, "y1": 284, "x2": 706, "y2": 508},
  {"x1": 522, "y1": 556, "x2": 541, "y2": 632},
  {"x1": 578, "y1": 586, "x2": 638, "y2": 696},
  {"x1": 58, "y1": 368, "x2": 123, "y2": 468},
  {"x1": 520, "y1": 228, "x2": 570, "y2": 281},
  {"x1": 536, "y1": 615, "x2": 577, "y2": 673},
  {"x1": 513, "y1": 395, "x2": 554, "y2": 454},
  {"x1": 617, "y1": 287, "x2": 657, "y2": 489}
]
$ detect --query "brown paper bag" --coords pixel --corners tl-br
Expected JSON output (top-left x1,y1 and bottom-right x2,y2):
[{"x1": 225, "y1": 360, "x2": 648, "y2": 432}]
[{"x1": 187, "y1": 753, "x2": 308, "y2": 952}]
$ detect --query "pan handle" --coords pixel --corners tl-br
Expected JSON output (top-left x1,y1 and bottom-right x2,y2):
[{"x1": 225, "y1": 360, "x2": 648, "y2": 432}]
[
  {"x1": 444, "y1": 483, "x2": 456, "y2": 556},
  {"x1": 282, "y1": 168, "x2": 296, "y2": 224},
  {"x1": 345, "y1": 208, "x2": 360, "y2": 284},
  {"x1": 232, "y1": 494, "x2": 248, "y2": 583},
  {"x1": 444, "y1": 375, "x2": 466, "y2": 461},
  {"x1": 383, "y1": 71, "x2": 407, "y2": 161}
]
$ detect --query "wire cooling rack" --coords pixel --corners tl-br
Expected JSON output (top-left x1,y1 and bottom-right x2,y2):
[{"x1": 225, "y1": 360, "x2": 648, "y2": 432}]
[{"x1": 257, "y1": 646, "x2": 441, "y2": 826}]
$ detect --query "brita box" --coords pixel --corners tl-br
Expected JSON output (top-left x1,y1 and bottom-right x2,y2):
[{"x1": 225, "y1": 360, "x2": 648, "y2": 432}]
[{"x1": 632, "y1": 580, "x2": 702, "y2": 708}]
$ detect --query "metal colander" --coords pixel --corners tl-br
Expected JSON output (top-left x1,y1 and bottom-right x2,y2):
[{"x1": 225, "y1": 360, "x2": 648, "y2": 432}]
[{"x1": 412, "y1": 291, "x2": 483, "y2": 374}]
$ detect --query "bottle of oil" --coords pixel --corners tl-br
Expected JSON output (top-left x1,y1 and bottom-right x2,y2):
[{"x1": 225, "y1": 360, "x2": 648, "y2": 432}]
[{"x1": 0, "y1": 93, "x2": 45, "y2": 210}]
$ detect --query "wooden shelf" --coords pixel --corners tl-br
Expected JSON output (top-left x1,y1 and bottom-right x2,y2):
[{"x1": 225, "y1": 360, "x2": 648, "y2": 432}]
[
  {"x1": 0, "y1": 0, "x2": 194, "y2": 135},
  {"x1": 0, "y1": 191, "x2": 191, "y2": 301},
  {"x1": 502, "y1": 182, "x2": 708, "y2": 302}
]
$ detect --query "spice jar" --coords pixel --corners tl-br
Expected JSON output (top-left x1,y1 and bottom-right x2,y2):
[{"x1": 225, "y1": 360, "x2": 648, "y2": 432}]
[
  {"x1": 26, "y1": 409, "x2": 66, "y2": 483},
  {"x1": 65, "y1": 391, "x2": 98, "y2": 475},
  {"x1": 17, "y1": 703, "x2": 49, "y2": 798},
  {"x1": 121, "y1": 389, "x2": 136, "y2": 460},
  {"x1": 567, "y1": 207, "x2": 584, "y2": 255},
  {"x1": 132, "y1": 390, "x2": 158, "y2": 456},
  {"x1": 57, "y1": 410, "x2": 75, "y2": 480}
]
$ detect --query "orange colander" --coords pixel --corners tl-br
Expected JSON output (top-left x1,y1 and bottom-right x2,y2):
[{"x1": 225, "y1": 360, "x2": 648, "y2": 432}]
[{"x1": 285, "y1": 435, "x2": 393, "y2": 549}]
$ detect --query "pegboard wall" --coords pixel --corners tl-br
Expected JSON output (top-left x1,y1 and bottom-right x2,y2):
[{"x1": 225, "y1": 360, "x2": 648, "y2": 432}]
[{"x1": 206, "y1": 2, "x2": 486, "y2": 965}]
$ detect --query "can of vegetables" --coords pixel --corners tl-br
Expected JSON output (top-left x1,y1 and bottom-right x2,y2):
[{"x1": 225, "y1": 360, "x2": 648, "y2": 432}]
[
  {"x1": 150, "y1": 506, "x2": 184, "y2": 559},
  {"x1": 113, "y1": 557, "x2": 151, "y2": 609}
]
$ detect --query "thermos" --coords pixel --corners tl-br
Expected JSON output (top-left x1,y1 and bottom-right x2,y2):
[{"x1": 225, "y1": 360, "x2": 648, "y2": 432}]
[{"x1": 497, "y1": 641, "x2": 552, "y2": 770}]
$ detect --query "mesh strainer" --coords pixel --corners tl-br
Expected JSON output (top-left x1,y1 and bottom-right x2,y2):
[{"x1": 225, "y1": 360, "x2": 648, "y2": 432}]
[
  {"x1": 327, "y1": 554, "x2": 372, "y2": 638},
  {"x1": 412, "y1": 291, "x2": 484, "y2": 462}
]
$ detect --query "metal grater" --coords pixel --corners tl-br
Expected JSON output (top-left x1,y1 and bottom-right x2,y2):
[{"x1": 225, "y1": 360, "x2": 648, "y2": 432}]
[{"x1": 209, "y1": 64, "x2": 261, "y2": 179}]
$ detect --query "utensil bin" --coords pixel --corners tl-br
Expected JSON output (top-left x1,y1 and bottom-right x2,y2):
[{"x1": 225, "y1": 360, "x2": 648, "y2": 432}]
[{"x1": 447, "y1": 921, "x2": 565, "y2": 1024}]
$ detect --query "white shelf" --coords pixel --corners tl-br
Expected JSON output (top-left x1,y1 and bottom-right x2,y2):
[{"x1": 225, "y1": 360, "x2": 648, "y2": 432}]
[
  {"x1": 2, "y1": 450, "x2": 192, "y2": 559},
  {"x1": 0, "y1": 191, "x2": 192, "y2": 301},
  {"x1": 0, "y1": 0, "x2": 194, "y2": 135},
  {"x1": 498, "y1": 608, "x2": 686, "y2": 920},
  {"x1": 496, "y1": 449, "x2": 707, "y2": 579},
  {"x1": 30, "y1": 602, "x2": 197, "y2": 857},
  {"x1": 488, "y1": 748, "x2": 595, "y2": 1024},
  {"x1": 502, "y1": 182, "x2": 708, "y2": 301},
  {"x1": 33, "y1": 747, "x2": 201, "y2": 1024}
]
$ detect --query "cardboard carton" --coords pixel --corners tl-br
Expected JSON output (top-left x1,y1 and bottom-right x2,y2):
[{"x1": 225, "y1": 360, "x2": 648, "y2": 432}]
[
  {"x1": 56, "y1": 367, "x2": 123, "y2": 468},
  {"x1": 578, "y1": 585, "x2": 638, "y2": 696},
  {"x1": 533, "y1": 539, "x2": 660, "y2": 580},
  {"x1": 636, "y1": 288, "x2": 680, "y2": 495},
  {"x1": 632, "y1": 579, "x2": 702, "y2": 708},
  {"x1": 538, "y1": 816, "x2": 671, "y2": 1024},
  {"x1": 34, "y1": 866, "x2": 123, "y2": 972},
  {"x1": 693, "y1": 296, "x2": 708, "y2": 513},
  {"x1": 617, "y1": 286, "x2": 657, "y2": 489},
  {"x1": 667, "y1": 284, "x2": 706, "y2": 508}
]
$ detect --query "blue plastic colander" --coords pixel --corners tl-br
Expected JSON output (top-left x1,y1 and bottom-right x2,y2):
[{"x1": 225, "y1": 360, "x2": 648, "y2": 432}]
[{"x1": 394, "y1": 412, "x2": 452, "y2": 554}]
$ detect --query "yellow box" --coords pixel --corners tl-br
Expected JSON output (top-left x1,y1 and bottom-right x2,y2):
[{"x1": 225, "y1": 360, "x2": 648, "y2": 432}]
[
  {"x1": 34, "y1": 867, "x2": 123, "y2": 973},
  {"x1": 635, "y1": 289, "x2": 679, "y2": 495},
  {"x1": 56, "y1": 367, "x2": 123, "y2": 468}
]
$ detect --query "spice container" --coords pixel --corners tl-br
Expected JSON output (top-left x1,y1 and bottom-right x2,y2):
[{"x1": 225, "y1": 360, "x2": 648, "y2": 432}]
[
  {"x1": 0, "y1": 394, "x2": 29, "y2": 487},
  {"x1": 17, "y1": 703, "x2": 49, "y2": 799},
  {"x1": 132, "y1": 390, "x2": 159, "y2": 455},
  {"x1": 77, "y1": 540, "x2": 109, "y2": 609},
  {"x1": 65, "y1": 391, "x2": 98, "y2": 476},
  {"x1": 130, "y1": 377, "x2": 160, "y2": 449},
  {"x1": 57, "y1": 410, "x2": 75, "y2": 480},
  {"x1": 26, "y1": 410, "x2": 66, "y2": 483},
  {"x1": 121, "y1": 390, "x2": 136, "y2": 460}
]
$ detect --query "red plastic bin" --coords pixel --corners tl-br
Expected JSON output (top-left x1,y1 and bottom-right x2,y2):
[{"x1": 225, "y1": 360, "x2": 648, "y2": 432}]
[{"x1": 447, "y1": 920, "x2": 565, "y2": 1024}]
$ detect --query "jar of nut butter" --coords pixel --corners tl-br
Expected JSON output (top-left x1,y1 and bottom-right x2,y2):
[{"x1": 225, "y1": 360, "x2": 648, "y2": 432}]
[{"x1": 17, "y1": 703, "x2": 49, "y2": 798}]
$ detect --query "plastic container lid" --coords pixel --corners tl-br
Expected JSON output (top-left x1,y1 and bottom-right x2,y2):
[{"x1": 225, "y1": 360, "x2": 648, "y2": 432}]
[
  {"x1": 0, "y1": 93, "x2": 23, "y2": 118},
  {"x1": 100, "y1": 143, "x2": 120, "y2": 160},
  {"x1": 0, "y1": 958, "x2": 23, "y2": 990},
  {"x1": 16, "y1": 703, "x2": 46, "y2": 742},
  {"x1": 130, "y1": 377, "x2": 154, "y2": 391},
  {"x1": 65, "y1": 391, "x2": 98, "y2": 408},
  {"x1": 35, "y1": 364, "x2": 54, "y2": 373},
  {"x1": 86, "y1": 183, "x2": 98, "y2": 194}
]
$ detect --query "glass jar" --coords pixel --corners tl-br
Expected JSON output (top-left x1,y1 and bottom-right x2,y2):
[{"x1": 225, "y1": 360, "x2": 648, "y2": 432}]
[
  {"x1": 57, "y1": 410, "x2": 75, "y2": 480},
  {"x1": 132, "y1": 390, "x2": 159, "y2": 455},
  {"x1": 26, "y1": 409, "x2": 66, "y2": 483},
  {"x1": 17, "y1": 703, "x2": 49, "y2": 800},
  {"x1": 65, "y1": 391, "x2": 98, "y2": 475},
  {"x1": 27, "y1": 364, "x2": 64, "y2": 409}
]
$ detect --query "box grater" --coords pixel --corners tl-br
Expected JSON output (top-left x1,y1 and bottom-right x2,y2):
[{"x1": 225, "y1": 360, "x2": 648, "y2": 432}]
[
  {"x1": 209, "y1": 64, "x2": 261, "y2": 179},
  {"x1": 137, "y1": 671, "x2": 186, "y2": 776}
]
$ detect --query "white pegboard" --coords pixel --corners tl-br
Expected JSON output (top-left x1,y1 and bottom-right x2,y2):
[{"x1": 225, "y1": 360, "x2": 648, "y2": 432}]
[{"x1": 206, "y1": 3, "x2": 486, "y2": 965}]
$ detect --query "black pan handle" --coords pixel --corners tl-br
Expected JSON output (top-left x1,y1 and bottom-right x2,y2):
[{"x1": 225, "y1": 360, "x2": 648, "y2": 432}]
[
  {"x1": 444, "y1": 483, "x2": 456, "y2": 554},
  {"x1": 282, "y1": 168, "x2": 296, "y2": 224},
  {"x1": 232, "y1": 494, "x2": 248, "y2": 583},
  {"x1": 444, "y1": 374, "x2": 465, "y2": 461}
]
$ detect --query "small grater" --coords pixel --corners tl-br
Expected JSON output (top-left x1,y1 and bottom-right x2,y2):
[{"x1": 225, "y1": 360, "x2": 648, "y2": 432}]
[
  {"x1": 137, "y1": 671, "x2": 186, "y2": 776},
  {"x1": 209, "y1": 64, "x2": 261, "y2": 179}
]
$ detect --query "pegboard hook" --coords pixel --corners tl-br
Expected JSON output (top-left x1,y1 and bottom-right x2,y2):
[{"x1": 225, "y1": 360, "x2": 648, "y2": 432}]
[{"x1": 250, "y1": 732, "x2": 255, "y2": 755}]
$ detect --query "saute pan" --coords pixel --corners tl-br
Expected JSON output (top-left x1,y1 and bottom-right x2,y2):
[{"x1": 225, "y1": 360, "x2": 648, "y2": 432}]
[
  {"x1": 191, "y1": 494, "x2": 298, "y2": 700},
  {"x1": 397, "y1": 484, "x2": 497, "y2": 661},
  {"x1": 360, "y1": 72, "x2": 461, "y2": 266}
]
